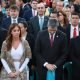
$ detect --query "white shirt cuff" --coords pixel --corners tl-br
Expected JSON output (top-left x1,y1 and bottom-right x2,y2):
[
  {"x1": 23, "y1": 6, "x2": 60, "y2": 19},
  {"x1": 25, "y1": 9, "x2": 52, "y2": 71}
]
[{"x1": 43, "y1": 62, "x2": 48, "y2": 67}]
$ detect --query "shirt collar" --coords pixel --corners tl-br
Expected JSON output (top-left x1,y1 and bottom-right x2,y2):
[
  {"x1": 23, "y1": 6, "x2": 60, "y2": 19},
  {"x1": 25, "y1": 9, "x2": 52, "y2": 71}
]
[
  {"x1": 38, "y1": 15, "x2": 44, "y2": 19},
  {"x1": 11, "y1": 17, "x2": 18, "y2": 20},
  {"x1": 71, "y1": 25, "x2": 78, "y2": 30}
]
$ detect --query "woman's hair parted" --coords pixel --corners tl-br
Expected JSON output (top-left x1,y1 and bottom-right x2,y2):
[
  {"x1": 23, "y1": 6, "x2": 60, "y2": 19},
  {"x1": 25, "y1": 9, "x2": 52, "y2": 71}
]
[{"x1": 6, "y1": 23, "x2": 21, "y2": 51}]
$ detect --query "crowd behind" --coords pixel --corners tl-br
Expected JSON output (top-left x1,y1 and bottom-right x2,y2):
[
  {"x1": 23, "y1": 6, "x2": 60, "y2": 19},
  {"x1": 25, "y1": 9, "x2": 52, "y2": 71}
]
[{"x1": 0, "y1": 0, "x2": 80, "y2": 80}]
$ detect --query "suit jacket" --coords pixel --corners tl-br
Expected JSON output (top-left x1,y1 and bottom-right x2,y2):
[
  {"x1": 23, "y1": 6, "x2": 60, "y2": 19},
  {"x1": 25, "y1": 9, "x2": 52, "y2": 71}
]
[
  {"x1": 0, "y1": 28, "x2": 7, "y2": 52},
  {"x1": 25, "y1": 33, "x2": 35, "y2": 67},
  {"x1": 66, "y1": 24, "x2": 80, "y2": 43},
  {"x1": 70, "y1": 36, "x2": 80, "y2": 63},
  {"x1": 35, "y1": 30, "x2": 68, "y2": 67},
  {"x1": 2, "y1": 17, "x2": 26, "y2": 30},
  {"x1": 19, "y1": 4, "x2": 31, "y2": 18},
  {"x1": 23, "y1": 9, "x2": 33, "y2": 21},
  {"x1": 34, "y1": 30, "x2": 68, "y2": 80},
  {"x1": 66, "y1": 24, "x2": 71, "y2": 44},
  {"x1": 29, "y1": 16, "x2": 49, "y2": 39},
  {"x1": 66, "y1": 24, "x2": 80, "y2": 62},
  {"x1": 0, "y1": 12, "x2": 5, "y2": 27},
  {"x1": 70, "y1": 36, "x2": 80, "y2": 80}
]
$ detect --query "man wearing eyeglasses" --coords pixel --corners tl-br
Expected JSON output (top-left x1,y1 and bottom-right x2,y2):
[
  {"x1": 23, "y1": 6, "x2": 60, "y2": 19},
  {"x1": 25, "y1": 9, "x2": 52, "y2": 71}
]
[{"x1": 29, "y1": 2, "x2": 49, "y2": 40}]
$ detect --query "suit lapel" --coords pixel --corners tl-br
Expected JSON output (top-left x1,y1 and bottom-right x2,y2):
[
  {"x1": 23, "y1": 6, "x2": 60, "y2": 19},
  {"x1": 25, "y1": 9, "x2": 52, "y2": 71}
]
[
  {"x1": 46, "y1": 30, "x2": 51, "y2": 47},
  {"x1": 42, "y1": 16, "x2": 48, "y2": 29},
  {"x1": 46, "y1": 30, "x2": 59, "y2": 48},
  {"x1": 35, "y1": 16, "x2": 40, "y2": 30},
  {"x1": 9, "y1": 17, "x2": 11, "y2": 24},
  {"x1": 51, "y1": 31, "x2": 59, "y2": 47}
]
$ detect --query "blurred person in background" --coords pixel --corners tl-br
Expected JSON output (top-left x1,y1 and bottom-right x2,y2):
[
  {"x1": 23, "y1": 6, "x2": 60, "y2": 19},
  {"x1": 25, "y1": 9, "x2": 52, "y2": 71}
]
[
  {"x1": 49, "y1": 10, "x2": 58, "y2": 20},
  {"x1": 19, "y1": 21, "x2": 35, "y2": 80},
  {"x1": 63, "y1": 6, "x2": 71, "y2": 24},
  {"x1": 2, "y1": 5, "x2": 26, "y2": 30},
  {"x1": 56, "y1": 1, "x2": 64, "y2": 12},
  {"x1": 4, "y1": 5, "x2": 10, "y2": 18},
  {"x1": 23, "y1": 0, "x2": 38, "y2": 22},
  {"x1": 74, "y1": 0, "x2": 80, "y2": 14},
  {"x1": 1, "y1": 0, "x2": 6, "y2": 14},
  {"x1": 70, "y1": 4, "x2": 75, "y2": 13},
  {"x1": 58, "y1": 11, "x2": 69, "y2": 33}
]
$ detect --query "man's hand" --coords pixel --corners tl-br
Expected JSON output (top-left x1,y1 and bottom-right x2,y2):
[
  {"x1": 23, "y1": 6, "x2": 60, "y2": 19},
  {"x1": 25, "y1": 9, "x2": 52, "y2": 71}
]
[
  {"x1": 45, "y1": 63, "x2": 54, "y2": 70},
  {"x1": 53, "y1": 64, "x2": 57, "y2": 70},
  {"x1": 45, "y1": 63, "x2": 57, "y2": 71}
]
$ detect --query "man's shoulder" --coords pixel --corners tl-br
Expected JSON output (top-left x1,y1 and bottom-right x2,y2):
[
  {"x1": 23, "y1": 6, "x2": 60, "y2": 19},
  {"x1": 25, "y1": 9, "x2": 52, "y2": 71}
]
[
  {"x1": 38, "y1": 30, "x2": 47, "y2": 36},
  {"x1": 3, "y1": 17, "x2": 10, "y2": 21},
  {"x1": 30, "y1": 16, "x2": 38, "y2": 20},
  {"x1": 58, "y1": 30, "x2": 67, "y2": 37},
  {"x1": 44, "y1": 16, "x2": 49, "y2": 19}
]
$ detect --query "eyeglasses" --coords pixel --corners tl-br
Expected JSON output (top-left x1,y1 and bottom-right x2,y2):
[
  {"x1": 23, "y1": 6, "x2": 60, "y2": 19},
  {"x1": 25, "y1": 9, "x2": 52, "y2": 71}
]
[{"x1": 37, "y1": 7, "x2": 44, "y2": 9}]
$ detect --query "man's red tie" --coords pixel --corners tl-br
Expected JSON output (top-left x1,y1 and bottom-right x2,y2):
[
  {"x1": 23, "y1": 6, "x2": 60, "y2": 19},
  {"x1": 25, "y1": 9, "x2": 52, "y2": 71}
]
[
  {"x1": 73, "y1": 28, "x2": 77, "y2": 38},
  {"x1": 50, "y1": 33, "x2": 53, "y2": 47}
]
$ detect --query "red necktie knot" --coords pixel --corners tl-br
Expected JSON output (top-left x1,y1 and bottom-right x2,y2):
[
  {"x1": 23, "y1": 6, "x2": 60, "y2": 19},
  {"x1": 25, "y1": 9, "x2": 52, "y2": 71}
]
[{"x1": 73, "y1": 28, "x2": 77, "y2": 38}]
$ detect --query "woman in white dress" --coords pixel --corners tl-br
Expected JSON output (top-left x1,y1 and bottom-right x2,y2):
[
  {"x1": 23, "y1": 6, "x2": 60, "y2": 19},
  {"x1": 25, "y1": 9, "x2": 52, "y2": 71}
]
[{"x1": 0, "y1": 23, "x2": 32, "y2": 80}]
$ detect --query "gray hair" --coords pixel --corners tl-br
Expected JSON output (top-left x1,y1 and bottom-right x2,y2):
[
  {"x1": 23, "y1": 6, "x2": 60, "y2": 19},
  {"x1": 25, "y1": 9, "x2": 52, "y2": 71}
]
[{"x1": 47, "y1": 19, "x2": 59, "y2": 28}]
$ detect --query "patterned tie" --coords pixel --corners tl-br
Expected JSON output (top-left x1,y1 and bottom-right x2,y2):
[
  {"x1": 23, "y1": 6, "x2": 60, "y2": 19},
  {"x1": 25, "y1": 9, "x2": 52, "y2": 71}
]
[
  {"x1": 13, "y1": 19, "x2": 16, "y2": 23},
  {"x1": 50, "y1": 33, "x2": 54, "y2": 47},
  {"x1": 73, "y1": 28, "x2": 77, "y2": 38}
]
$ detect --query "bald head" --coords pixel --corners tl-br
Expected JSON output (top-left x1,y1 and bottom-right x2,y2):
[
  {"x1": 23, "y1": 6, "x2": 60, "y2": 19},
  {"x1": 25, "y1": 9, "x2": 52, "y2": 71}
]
[
  {"x1": 37, "y1": 3, "x2": 45, "y2": 16},
  {"x1": 56, "y1": 1, "x2": 63, "y2": 12}
]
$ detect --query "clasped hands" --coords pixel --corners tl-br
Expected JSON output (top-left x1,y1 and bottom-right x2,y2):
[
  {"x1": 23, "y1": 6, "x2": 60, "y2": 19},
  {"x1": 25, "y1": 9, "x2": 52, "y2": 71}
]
[
  {"x1": 8, "y1": 71, "x2": 21, "y2": 78},
  {"x1": 45, "y1": 63, "x2": 57, "y2": 71}
]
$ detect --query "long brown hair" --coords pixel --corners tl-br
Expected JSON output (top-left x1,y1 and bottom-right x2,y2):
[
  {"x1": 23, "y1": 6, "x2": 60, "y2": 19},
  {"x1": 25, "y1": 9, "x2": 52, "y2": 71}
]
[
  {"x1": 6, "y1": 23, "x2": 21, "y2": 51},
  {"x1": 58, "y1": 11, "x2": 69, "y2": 26}
]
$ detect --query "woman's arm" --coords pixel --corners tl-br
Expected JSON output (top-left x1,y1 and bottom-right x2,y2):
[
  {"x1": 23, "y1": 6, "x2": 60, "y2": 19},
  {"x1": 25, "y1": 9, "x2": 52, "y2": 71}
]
[
  {"x1": 1, "y1": 58, "x2": 12, "y2": 74},
  {"x1": 19, "y1": 58, "x2": 30, "y2": 72}
]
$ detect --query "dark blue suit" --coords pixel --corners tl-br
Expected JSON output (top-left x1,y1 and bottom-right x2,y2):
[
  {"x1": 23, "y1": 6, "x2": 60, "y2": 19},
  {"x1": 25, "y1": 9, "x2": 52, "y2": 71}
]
[
  {"x1": 2, "y1": 17, "x2": 26, "y2": 30},
  {"x1": 19, "y1": 4, "x2": 31, "y2": 18},
  {"x1": 23, "y1": 9, "x2": 33, "y2": 21}
]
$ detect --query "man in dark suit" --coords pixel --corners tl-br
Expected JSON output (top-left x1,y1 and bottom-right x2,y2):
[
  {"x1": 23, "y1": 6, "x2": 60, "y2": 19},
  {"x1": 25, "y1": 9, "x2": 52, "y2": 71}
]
[
  {"x1": 17, "y1": 0, "x2": 31, "y2": 18},
  {"x1": 66, "y1": 12, "x2": 80, "y2": 60},
  {"x1": 35, "y1": 19, "x2": 68, "y2": 80},
  {"x1": 29, "y1": 3, "x2": 49, "y2": 40},
  {"x1": 23, "y1": 0, "x2": 38, "y2": 22},
  {"x1": 66, "y1": 12, "x2": 80, "y2": 43},
  {"x1": 0, "y1": 5, "x2": 6, "y2": 27},
  {"x1": 70, "y1": 36, "x2": 80, "y2": 80},
  {"x1": 2, "y1": 5, "x2": 26, "y2": 30},
  {"x1": 65, "y1": 12, "x2": 80, "y2": 80}
]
